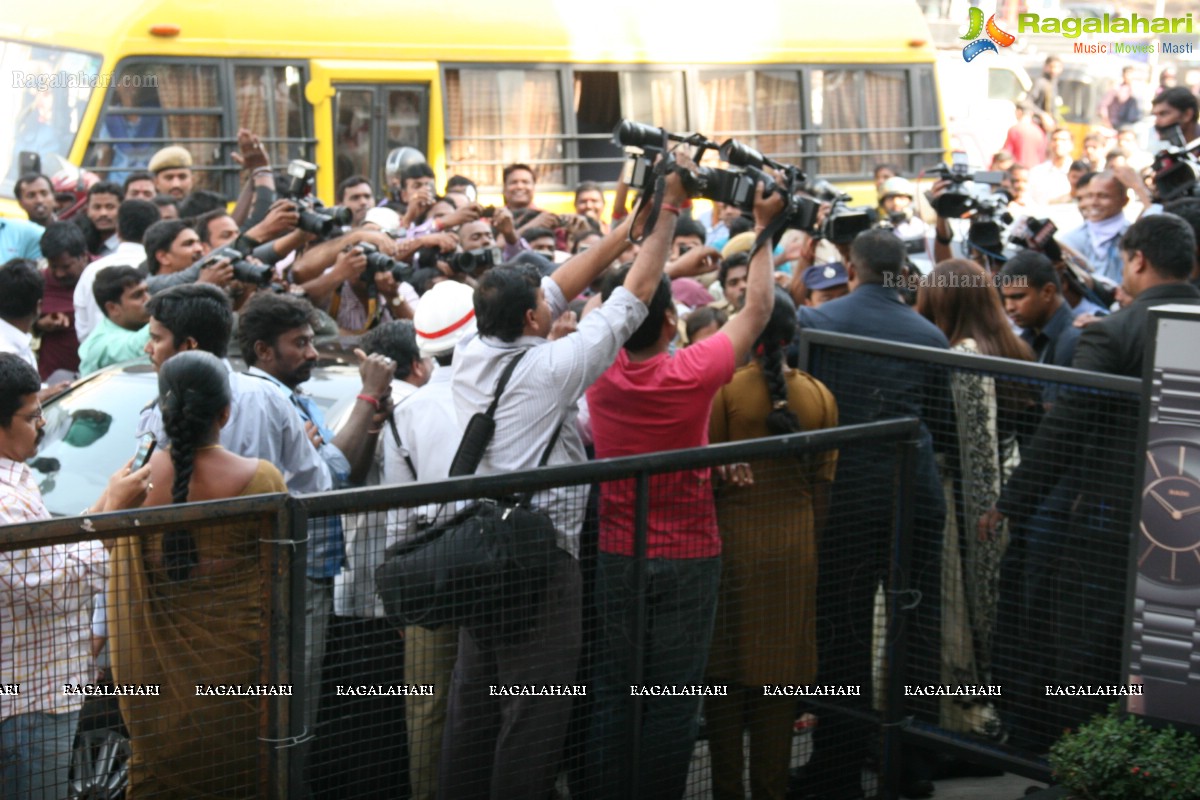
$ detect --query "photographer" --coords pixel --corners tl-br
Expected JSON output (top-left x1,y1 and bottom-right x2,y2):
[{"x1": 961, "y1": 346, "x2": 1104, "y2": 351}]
[{"x1": 298, "y1": 241, "x2": 414, "y2": 333}]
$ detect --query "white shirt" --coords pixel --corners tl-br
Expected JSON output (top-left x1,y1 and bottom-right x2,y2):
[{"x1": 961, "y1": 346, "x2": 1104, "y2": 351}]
[
  {"x1": 0, "y1": 458, "x2": 107, "y2": 720},
  {"x1": 1028, "y1": 159, "x2": 1073, "y2": 208},
  {"x1": 334, "y1": 377, "x2": 422, "y2": 618},
  {"x1": 450, "y1": 277, "x2": 648, "y2": 556},
  {"x1": 0, "y1": 317, "x2": 37, "y2": 371},
  {"x1": 74, "y1": 241, "x2": 146, "y2": 342}
]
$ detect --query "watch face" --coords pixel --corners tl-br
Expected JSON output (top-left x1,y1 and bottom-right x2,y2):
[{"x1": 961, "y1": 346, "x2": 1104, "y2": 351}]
[{"x1": 1140, "y1": 440, "x2": 1200, "y2": 586}]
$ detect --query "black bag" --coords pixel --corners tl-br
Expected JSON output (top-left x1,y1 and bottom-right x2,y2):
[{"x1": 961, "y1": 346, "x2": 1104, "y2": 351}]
[{"x1": 375, "y1": 350, "x2": 563, "y2": 634}]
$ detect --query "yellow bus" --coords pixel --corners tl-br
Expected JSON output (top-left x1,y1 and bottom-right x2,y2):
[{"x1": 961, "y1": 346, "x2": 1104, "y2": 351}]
[{"x1": 1, "y1": 0, "x2": 945, "y2": 218}]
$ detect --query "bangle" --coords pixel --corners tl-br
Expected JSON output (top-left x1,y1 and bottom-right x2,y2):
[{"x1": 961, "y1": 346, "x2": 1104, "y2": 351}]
[
  {"x1": 367, "y1": 427, "x2": 383, "y2": 435},
  {"x1": 661, "y1": 203, "x2": 682, "y2": 215},
  {"x1": 252, "y1": 166, "x2": 272, "y2": 176},
  {"x1": 935, "y1": 232, "x2": 953, "y2": 245},
  {"x1": 431, "y1": 218, "x2": 443, "y2": 232},
  {"x1": 356, "y1": 393, "x2": 381, "y2": 410},
  {"x1": 611, "y1": 209, "x2": 628, "y2": 221}
]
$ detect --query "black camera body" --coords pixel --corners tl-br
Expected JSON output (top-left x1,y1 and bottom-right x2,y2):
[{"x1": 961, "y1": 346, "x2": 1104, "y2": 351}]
[
  {"x1": 1151, "y1": 125, "x2": 1200, "y2": 202},
  {"x1": 964, "y1": 190, "x2": 1014, "y2": 254},
  {"x1": 450, "y1": 246, "x2": 502, "y2": 276},
  {"x1": 198, "y1": 245, "x2": 274, "y2": 286},
  {"x1": 806, "y1": 179, "x2": 875, "y2": 244},
  {"x1": 357, "y1": 242, "x2": 415, "y2": 284},
  {"x1": 925, "y1": 154, "x2": 1007, "y2": 218},
  {"x1": 276, "y1": 159, "x2": 353, "y2": 238}
]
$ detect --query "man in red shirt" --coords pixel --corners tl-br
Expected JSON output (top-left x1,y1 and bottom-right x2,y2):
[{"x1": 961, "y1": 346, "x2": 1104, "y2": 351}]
[
  {"x1": 585, "y1": 184, "x2": 782, "y2": 800},
  {"x1": 1001, "y1": 102, "x2": 1046, "y2": 170},
  {"x1": 36, "y1": 223, "x2": 89, "y2": 381}
]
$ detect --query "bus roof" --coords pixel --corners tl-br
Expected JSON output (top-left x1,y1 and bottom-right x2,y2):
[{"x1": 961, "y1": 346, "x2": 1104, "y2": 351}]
[{"x1": 2, "y1": 0, "x2": 936, "y2": 65}]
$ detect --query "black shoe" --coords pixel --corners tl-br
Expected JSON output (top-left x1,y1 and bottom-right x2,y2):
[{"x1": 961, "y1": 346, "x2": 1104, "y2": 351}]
[{"x1": 900, "y1": 778, "x2": 935, "y2": 799}]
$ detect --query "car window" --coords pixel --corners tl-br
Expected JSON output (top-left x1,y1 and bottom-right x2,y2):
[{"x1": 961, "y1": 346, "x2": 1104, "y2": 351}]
[{"x1": 30, "y1": 368, "x2": 159, "y2": 517}]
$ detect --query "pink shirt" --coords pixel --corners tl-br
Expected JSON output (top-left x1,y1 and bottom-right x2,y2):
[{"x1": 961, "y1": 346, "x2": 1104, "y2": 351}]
[{"x1": 587, "y1": 332, "x2": 736, "y2": 559}]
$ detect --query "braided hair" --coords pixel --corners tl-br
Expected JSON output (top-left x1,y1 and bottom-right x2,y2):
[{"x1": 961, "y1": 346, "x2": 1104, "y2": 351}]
[
  {"x1": 758, "y1": 288, "x2": 802, "y2": 436},
  {"x1": 158, "y1": 351, "x2": 231, "y2": 580}
]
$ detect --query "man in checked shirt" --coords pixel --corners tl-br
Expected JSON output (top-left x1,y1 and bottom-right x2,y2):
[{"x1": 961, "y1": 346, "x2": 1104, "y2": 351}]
[{"x1": 0, "y1": 353, "x2": 149, "y2": 798}]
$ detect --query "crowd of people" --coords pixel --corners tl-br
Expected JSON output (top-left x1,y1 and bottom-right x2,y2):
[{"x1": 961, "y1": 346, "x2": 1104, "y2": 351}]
[{"x1": 3, "y1": 72, "x2": 1200, "y2": 800}]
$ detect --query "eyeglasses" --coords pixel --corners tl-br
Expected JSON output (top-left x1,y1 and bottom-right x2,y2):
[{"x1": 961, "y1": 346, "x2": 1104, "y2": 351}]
[{"x1": 15, "y1": 407, "x2": 45, "y2": 424}]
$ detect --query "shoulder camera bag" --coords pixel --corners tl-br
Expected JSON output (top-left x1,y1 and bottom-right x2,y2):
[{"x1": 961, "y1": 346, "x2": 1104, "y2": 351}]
[{"x1": 375, "y1": 350, "x2": 563, "y2": 636}]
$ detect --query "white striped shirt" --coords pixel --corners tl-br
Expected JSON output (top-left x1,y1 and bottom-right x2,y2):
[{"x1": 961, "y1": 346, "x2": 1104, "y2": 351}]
[
  {"x1": 0, "y1": 458, "x2": 107, "y2": 719},
  {"x1": 450, "y1": 277, "x2": 648, "y2": 556}
]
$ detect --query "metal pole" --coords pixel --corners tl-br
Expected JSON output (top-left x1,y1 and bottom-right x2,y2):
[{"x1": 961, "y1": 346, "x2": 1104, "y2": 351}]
[
  {"x1": 881, "y1": 436, "x2": 919, "y2": 800},
  {"x1": 628, "y1": 470, "x2": 651, "y2": 800},
  {"x1": 262, "y1": 501, "x2": 292, "y2": 800}
]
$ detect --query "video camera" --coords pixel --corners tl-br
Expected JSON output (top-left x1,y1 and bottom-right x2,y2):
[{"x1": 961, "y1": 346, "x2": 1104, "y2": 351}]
[
  {"x1": 196, "y1": 244, "x2": 275, "y2": 287},
  {"x1": 924, "y1": 152, "x2": 1007, "y2": 218},
  {"x1": 805, "y1": 179, "x2": 875, "y2": 244},
  {"x1": 277, "y1": 160, "x2": 354, "y2": 238},
  {"x1": 965, "y1": 190, "x2": 1014, "y2": 254},
  {"x1": 1150, "y1": 124, "x2": 1200, "y2": 202}
]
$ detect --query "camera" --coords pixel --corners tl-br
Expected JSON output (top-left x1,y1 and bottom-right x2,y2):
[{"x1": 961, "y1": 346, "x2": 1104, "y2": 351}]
[
  {"x1": 1151, "y1": 124, "x2": 1200, "y2": 202},
  {"x1": 276, "y1": 159, "x2": 354, "y2": 238},
  {"x1": 924, "y1": 152, "x2": 1007, "y2": 218},
  {"x1": 356, "y1": 242, "x2": 416, "y2": 285},
  {"x1": 197, "y1": 245, "x2": 274, "y2": 286},
  {"x1": 806, "y1": 179, "x2": 875, "y2": 244},
  {"x1": 450, "y1": 246, "x2": 502, "y2": 276},
  {"x1": 964, "y1": 190, "x2": 1014, "y2": 254}
]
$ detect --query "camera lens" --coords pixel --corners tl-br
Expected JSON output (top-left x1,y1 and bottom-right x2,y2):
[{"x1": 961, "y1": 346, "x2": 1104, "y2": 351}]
[
  {"x1": 613, "y1": 120, "x2": 666, "y2": 149},
  {"x1": 719, "y1": 139, "x2": 766, "y2": 169}
]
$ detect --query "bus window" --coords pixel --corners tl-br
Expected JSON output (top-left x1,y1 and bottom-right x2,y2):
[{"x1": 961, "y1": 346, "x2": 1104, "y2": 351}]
[
  {"x1": 810, "y1": 68, "x2": 915, "y2": 179},
  {"x1": 987, "y1": 67, "x2": 1024, "y2": 103},
  {"x1": 334, "y1": 84, "x2": 427, "y2": 194},
  {"x1": 573, "y1": 71, "x2": 624, "y2": 184},
  {"x1": 445, "y1": 67, "x2": 565, "y2": 188},
  {"x1": 235, "y1": 64, "x2": 308, "y2": 168},
  {"x1": 1, "y1": 40, "x2": 101, "y2": 195},
  {"x1": 618, "y1": 71, "x2": 686, "y2": 133},
  {"x1": 85, "y1": 62, "x2": 223, "y2": 191},
  {"x1": 334, "y1": 88, "x2": 373, "y2": 189},
  {"x1": 697, "y1": 69, "x2": 802, "y2": 167}
]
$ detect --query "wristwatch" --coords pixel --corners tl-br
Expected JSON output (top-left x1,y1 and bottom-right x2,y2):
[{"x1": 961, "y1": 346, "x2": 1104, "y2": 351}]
[{"x1": 1131, "y1": 353, "x2": 1200, "y2": 719}]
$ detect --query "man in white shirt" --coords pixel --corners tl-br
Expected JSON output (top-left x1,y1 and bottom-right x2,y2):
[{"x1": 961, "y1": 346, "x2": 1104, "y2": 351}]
[
  {"x1": 74, "y1": 199, "x2": 160, "y2": 342},
  {"x1": 379, "y1": 280, "x2": 475, "y2": 800},
  {"x1": 439, "y1": 169, "x2": 692, "y2": 800},
  {"x1": 1028, "y1": 128, "x2": 1077, "y2": 207}
]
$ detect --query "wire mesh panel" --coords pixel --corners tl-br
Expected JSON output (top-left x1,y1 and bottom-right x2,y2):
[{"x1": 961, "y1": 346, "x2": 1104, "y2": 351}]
[
  {"x1": 802, "y1": 330, "x2": 1143, "y2": 786},
  {"x1": 0, "y1": 500, "x2": 290, "y2": 800}
]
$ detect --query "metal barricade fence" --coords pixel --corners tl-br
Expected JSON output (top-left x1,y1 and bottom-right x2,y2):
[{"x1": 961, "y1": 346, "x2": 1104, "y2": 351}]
[
  {"x1": 0, "y1": 493, "x2": 295, "y2": 800},
  {"x1": 2, "y1": 419, "x2": 918, "y2": 800},
  {"x1": 799, "y1": 329, "x2": 1143, "y2": 787}
]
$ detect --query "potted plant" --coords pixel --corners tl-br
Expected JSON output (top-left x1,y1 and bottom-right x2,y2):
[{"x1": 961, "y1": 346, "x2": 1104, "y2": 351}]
[{"x1": 1048, "y1": 705, "x2": 1200, "y2": 800}]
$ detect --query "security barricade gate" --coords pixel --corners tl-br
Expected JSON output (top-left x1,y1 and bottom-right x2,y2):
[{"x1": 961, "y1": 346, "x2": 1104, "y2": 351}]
[
  {"x1": 0, "y1": 494, "x2": 295, "y2": 800},
  {"x1": 3, "y1": 421, "x2": 923, "y2": 800},
  {"x1": 800, "y1": 329, "x2": 1143, "y2": 789}
]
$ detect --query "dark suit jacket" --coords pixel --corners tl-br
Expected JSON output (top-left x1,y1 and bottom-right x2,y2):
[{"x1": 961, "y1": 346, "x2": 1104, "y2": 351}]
[
  {"x1": 798, "y1": 283, "x2": 951, "y2": 521},
  {"x1": 998, "y1": 281, "x2": 1200, "y2": 522}
]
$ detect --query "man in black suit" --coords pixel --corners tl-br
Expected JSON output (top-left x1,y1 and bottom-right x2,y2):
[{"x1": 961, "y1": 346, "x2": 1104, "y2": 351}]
[
  {"x1": 982, "y1": 213, "x2": 1200, "y2": 750},
  {"x1": 797, "y1": 230, "x2": 950, "y2": 800}
]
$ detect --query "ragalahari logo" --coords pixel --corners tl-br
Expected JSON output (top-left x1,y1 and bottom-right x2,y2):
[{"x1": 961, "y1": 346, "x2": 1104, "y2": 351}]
[{"x1": 961, "y1": 7, "x2": 1016, "y2": 61}]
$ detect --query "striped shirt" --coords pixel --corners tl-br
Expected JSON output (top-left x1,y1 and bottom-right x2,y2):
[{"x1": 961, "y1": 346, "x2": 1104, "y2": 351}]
[
  {"x1": 450, "y1": 277, "x2": 648, "y2": 556},
  {"x1": 0, "y1": 458, "x2": 107, "y2": 719}
]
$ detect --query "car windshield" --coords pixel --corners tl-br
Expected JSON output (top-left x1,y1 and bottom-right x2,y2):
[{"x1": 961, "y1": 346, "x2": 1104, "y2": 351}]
[
  {"x1": 30, "y1": 366, "x2": 159, "y2": 517},
  {"x1": 0, "y1": 39, "x2": 103, "y2": 198},
  {"x1": 28, "y1": 358, "x2": 363, "y2": 517}
]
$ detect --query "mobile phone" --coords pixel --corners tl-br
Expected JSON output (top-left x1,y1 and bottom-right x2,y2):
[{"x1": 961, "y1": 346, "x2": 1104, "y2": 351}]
[
  {"x1": 481, "y1": 205, "x2": 496, "y2": 218},
  {"x1": 131, "y1": 433, "x2": 156, "y2": 470}
]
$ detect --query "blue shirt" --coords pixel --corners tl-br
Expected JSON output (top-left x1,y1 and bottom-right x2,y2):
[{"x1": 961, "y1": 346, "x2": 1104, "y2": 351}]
[
  {"x1": 246, "y1": 367, "x2": 350, "y2": 579},
  {"x1": 1061, "y1": 218, "x2": 1128, "y2": 287},
  {"x1": 0, "y1": 218, "x2": 44, "y2": 262}
]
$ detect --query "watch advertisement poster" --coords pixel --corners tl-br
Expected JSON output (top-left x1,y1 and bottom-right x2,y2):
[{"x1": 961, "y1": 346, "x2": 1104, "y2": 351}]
[{"x1": 1125, "y1": 306, "x2": 1200, "y2": 729}]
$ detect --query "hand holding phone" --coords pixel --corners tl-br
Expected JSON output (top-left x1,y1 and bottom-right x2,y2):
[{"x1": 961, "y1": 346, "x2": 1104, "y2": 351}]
[{"x1": 131, "y1": 433, "x2": 157, "y2": 471}]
